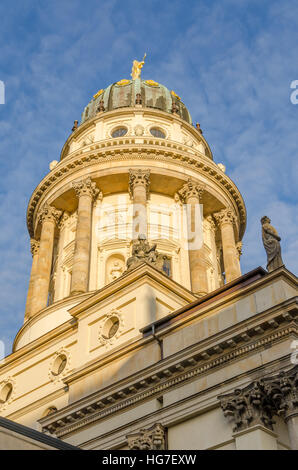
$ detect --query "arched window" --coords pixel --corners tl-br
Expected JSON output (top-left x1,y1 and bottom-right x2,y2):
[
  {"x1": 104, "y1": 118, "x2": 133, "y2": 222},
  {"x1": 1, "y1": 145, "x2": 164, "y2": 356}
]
[
  {"x1": 150, "y1": 127, "x2": 166, "y2": 139},
  {"x1": 111, "y1": 127, "x2": 128, "y2": 138}
]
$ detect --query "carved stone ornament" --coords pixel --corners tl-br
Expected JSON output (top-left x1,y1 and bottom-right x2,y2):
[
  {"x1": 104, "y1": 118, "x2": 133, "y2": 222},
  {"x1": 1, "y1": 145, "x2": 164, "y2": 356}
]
[
  {"x1": 213, "y1": 207, "x2": 236, "y2": 227},
  {"x1": 98, "y1": 309, "x2": 124, "y2": 347},
  {"x1": 128, "y1": 169, "x2": 150, "y2": 200},
  {"x1": 218, "y1": 381, "x2": 275, "y2": 432},
  {"x1": 0, "y1": 377, "x2": 16, "y2": 411},
  {"x1": 48, "y1": 348, "x2": 71, "y2": 383},
  {"x1": 218, "y1": 365, "x2": 298, "y2": 432},
  {"x1": 261, "y1": 216, "x2": 284, "y2": 272},
  {"x1": 30, "y1": 239, "x2": 40, "y2": 257},
  {"x1": 72, "y1": 177, "x2": 99, "y2": 200},
  {"x1": 127, "y1": 423, "x2": 166, "y2": 450},
  {"x1": 260, "y1": 365, "x2": 298, "y2": 422},
  {"x1": 38, "y1": 204, "x2": 62, "y2": 226},
  {"x1": 126, "y1": 234, "x2": 170, "y2": 275},
  {"x1": 177, "y1": 178, "x2": 205, "y2": 203}
]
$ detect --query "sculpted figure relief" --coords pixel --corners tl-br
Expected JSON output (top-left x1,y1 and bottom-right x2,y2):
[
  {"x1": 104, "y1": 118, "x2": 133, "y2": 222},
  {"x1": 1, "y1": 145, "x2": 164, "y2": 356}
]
[
  {"x1": 261, "y1": 216, "x2": 284, "y2": 272},
  {"x1": 109, "y1": 260, "x2": 124, "y2": 282},
  {"x1": 126, "y1": 234, "x2": 170, "y2": 276}
]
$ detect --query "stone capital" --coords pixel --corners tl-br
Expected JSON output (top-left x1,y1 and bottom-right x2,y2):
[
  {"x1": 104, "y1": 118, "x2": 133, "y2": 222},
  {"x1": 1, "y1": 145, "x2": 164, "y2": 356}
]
[
  {"x1": 72, "y1": 177, "x2": 99, "y2": 200},
  {"x1": 30, "y1": 239, "x2": 40, "y2": 257},
  {"x1": 213, "y1": 208, "x2": 236, "y2": 227},
  {"x1": 127, "y1": 423, "x2": 166, "y2": 450},
  {"x1": 177, "y1": 178, "x2": 205, "y2": 203},
  {"x1": 128, "y1": 169, "x2": 150, "y2": 200},
  {"x1": 218, "y1": 381, "x2": 275, "y2": 432},
  {"x1": 261, "y1": 365, "x2": 298, "y2": 422},
  {"x1": 38, "y1": 204, "x2": 62, "y2": 226}
]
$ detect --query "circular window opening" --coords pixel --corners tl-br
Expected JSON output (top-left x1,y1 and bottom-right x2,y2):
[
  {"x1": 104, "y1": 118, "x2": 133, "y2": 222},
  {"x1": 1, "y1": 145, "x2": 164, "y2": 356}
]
[
  {"x1": 0, "y1": 383, "x2": 13, "y2": 404},
  {"x1": 102, "y1": 316, "x2": 120, "y2": 339},
  {"x1": 111, "y1": 127, "x2": 127, "y2": 138},
  {"x1": 44, "y1": 406, "x2": 58, "y2": 417},
  {"x1": 52, "y1": 354, "x2": 67, "y2": 376},
  {"x1": 150, "y1": 128, "x2": 165, "y2": 138}
]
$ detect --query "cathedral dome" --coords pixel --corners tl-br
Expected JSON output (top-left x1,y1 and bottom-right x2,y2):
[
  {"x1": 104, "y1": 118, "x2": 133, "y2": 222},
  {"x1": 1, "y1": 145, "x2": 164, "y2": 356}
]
[{"x1": 81, "y1": 78, "x2": 192, "y2": 125}]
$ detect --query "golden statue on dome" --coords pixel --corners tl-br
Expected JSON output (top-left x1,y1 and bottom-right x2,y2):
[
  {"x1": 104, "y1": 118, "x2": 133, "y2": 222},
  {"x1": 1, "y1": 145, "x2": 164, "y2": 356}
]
[{"x1": 131, "y1": 53, "x2": 146, "y2": 80}]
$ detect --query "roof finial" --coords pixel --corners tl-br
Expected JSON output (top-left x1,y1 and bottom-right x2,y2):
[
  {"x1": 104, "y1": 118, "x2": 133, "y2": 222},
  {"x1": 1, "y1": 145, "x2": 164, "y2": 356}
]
[{"x1": 131, "y1": 53, "x2": 146, "y2": 80}]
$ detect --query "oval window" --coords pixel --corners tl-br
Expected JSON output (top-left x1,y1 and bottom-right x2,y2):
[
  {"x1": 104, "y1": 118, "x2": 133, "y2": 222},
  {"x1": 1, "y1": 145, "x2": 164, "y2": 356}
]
[
  {"x1": 150, "y1": 128, "x2": 165, "y2": 138},
  {"x1": 111, "y1": 127, "x2": 127, "y2": 138},
  {"x1": 52, "y1": 354, "x2": 67, "y2": 376},
  {"x1": 0, "y1": 383, "x2": 13, "y2": 404},
  {"x1": 102, "y1": 316, "x2": 120, "y2": 339}
]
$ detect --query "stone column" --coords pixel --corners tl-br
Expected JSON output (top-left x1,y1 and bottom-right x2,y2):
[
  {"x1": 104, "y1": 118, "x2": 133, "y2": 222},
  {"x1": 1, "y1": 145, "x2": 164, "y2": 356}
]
[
  {"x1": 31, "y1": 205, "x2": 62, "y2": 315},
  {"x1": 214, "y1": 208, "x2": 241, "y2": 283},
  {"x1": 70, "y1": 177, "x2": 99, "y2": 295},
  {"x1": 24, "y1": 239, "x2": 40, "y2": 320},
  {"x1": 205, "y1": 215, "x2": 220, "y2": 290},
  {"x1": 129, "y1": 169, "x2": 150, "y2": 239},
  {"x1": 54, "y1": 212, "x2": 70, "y2": 302},
  {"x1": 178, "y1": 178, "x2": 208, "y2": 296}
]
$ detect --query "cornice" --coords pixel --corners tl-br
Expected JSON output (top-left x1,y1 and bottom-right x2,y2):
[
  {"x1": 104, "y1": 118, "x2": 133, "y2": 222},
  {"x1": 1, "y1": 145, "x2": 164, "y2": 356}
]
[
  {"x1": 39, "y1": 299, "x2": 297, "y2": 437},
  {"x1": 26, "y1": 145, "x2": 246, "y2": 239},
  {"x1": 68, "y1": 262, "x2": 196, "y2": 319},
  {"x1": 60, "y1": 107, "x2": 214, "y2": 161}
]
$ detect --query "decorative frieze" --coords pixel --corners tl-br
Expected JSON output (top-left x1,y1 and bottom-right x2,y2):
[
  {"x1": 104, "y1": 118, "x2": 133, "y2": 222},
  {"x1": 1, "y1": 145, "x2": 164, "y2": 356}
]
[
  {"x1": 127, "y1": 423, "x2": 166, "y2": 450},
  {"x1": 26, "y1": 148, "x2": 246, "y2": 241}
]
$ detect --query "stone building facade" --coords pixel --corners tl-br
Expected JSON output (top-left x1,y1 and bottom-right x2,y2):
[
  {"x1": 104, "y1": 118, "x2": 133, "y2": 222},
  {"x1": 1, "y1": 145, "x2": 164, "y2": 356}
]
[{"x1": 0, "y1": 72, "x2": 297, "y2": 450}]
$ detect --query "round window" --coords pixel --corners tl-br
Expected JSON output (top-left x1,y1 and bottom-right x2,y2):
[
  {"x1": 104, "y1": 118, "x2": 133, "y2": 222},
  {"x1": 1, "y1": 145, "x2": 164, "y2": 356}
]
[
  {"x1": 52, "y1": 354, "x2": 67, "y2": 376},
  {"x1": 150, "y1": 128, "x2": 165, "y2": 138},
  {"x1": 44, "y1": 406, "x2": 58, "y2": 417},
  {"x1": 102, "y1": 316, "x2": 120, "y2": 339},
  {"x1": 111, "y1": 127, "x2": 128, "y2": 138},
  {"x1": 0, "y1": 383, "x2": 13, "y2": 404}
]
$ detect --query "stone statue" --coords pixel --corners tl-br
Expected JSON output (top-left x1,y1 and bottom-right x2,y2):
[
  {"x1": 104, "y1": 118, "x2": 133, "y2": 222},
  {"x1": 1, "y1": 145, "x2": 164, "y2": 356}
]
[
  {"x1": 261, "y1": 216, "x2": 284, "y2": 272},
  {"x1": 109, "y1": 260, "x2": 124, "y2": 282},
  {"x1": 131, "y1": 54, "x2": 146, "y2": 80},
  {"x1": 126, "y1": 234, "x2": 170, "y2": 276}
]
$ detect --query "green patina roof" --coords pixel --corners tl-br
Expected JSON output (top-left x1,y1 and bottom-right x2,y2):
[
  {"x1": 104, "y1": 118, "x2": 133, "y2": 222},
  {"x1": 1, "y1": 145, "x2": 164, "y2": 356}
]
[{"x1": 81, "y1": 78, "x2": 192, "y2": 125}]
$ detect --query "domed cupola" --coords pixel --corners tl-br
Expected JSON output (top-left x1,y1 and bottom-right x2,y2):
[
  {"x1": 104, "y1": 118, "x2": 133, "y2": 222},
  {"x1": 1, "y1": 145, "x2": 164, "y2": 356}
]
[{"x1": 81, "y1": 77, "x2": 192, "y2": 125}]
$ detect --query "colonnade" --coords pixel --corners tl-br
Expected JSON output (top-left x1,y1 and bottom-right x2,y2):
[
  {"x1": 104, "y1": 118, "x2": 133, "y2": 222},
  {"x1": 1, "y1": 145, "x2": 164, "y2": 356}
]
[{"x1": 25, "y1": 173, "x2": 242, "y2": 319}]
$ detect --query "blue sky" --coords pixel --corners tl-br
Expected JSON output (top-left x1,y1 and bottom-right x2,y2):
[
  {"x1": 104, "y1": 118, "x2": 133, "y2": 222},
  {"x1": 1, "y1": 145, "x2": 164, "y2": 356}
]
[{"x1": 0, "y1": 0, "x2": 297, "y2": 354}]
